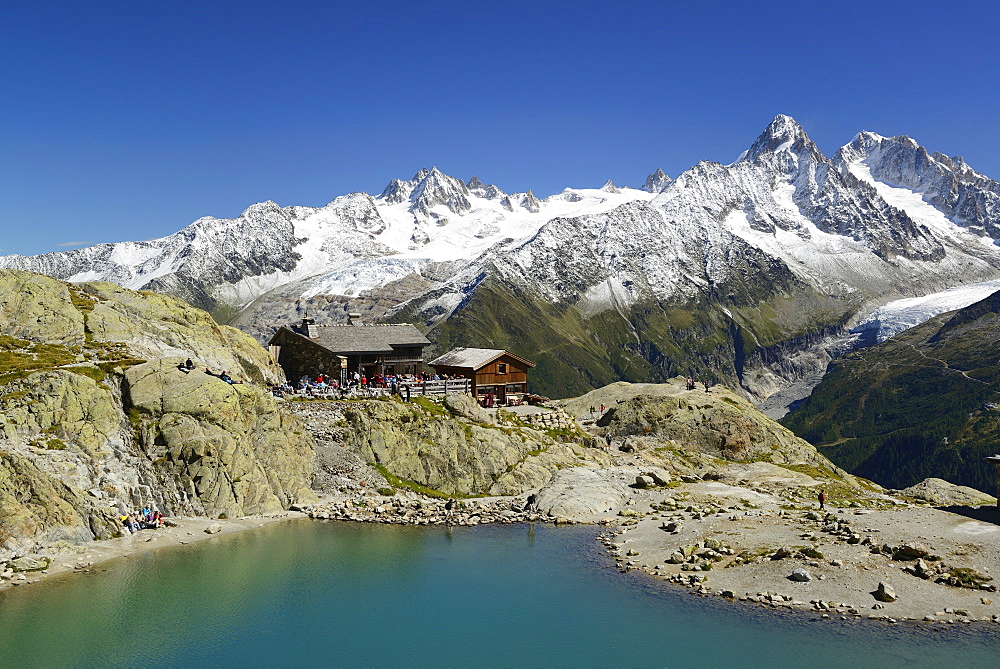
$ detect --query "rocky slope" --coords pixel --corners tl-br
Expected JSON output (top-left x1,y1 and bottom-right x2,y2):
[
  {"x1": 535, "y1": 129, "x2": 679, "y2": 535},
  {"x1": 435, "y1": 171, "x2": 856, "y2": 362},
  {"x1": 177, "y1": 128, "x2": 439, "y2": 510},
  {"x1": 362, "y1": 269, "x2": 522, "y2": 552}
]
[
  {"x1": 287, "y1": 393, "x2": 612, "y2": 498},
  {"x1": 0, "y1": 270, "x2": 314, "y2": 558},
  {"x1": 782, "y1": 289, "x2": 1000, "y2": 493}
]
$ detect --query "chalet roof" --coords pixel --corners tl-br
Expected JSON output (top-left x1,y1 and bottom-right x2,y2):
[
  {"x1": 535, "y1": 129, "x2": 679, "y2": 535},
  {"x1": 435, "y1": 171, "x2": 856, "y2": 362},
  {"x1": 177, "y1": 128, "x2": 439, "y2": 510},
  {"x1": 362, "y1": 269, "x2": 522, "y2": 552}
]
[
  {"x1": 429, "y1": 347, "x2": 535, "y2": 370},
  {"x1": 302, "y1": 323, "x2": 430, "y2": 354}
]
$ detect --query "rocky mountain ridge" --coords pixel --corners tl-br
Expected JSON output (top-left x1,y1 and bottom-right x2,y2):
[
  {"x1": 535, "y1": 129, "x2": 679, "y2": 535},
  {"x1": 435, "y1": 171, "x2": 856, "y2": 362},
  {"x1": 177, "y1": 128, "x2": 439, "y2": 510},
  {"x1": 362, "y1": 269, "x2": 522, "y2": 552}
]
[{"x1": 3, "y1": 116, "x2": 1000, "y2": 399}]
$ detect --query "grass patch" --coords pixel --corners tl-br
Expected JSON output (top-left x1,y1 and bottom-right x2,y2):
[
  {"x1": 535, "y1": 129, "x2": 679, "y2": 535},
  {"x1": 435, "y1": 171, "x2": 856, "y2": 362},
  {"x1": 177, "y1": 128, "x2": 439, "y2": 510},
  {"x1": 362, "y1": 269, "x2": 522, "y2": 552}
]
[
  {"x1": 68, "y1": 365, "x2": 106, "y2": 382},
  {"x1": 799, "y1": 546, "x2": 825, "y2": 560},
  {"x1": 67, "y1": 285, "x2": 97, "y2": 313},
  {"x1": 371, "y1": 463, "x2": 456, "y2": 499},
  {"x1": 0, "y1": 338, "x2": 77, "y2": 383},
  {"x1": 412, "y1": 396, "x2": 448, "y2": 417},
  {"x1": 97, "y1": 358, "x2": 146, "y2": 374}
]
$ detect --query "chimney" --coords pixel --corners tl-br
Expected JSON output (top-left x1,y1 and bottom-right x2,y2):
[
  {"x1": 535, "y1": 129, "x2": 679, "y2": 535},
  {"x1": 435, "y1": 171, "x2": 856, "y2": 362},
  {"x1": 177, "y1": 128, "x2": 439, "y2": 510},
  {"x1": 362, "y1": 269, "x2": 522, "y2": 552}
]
[
  {"x1": 300, "y1": 316, "x2": 315, "y2": 336},
  {"x1": 347, "y1": 312, "x2": 362, "y2": 326}
]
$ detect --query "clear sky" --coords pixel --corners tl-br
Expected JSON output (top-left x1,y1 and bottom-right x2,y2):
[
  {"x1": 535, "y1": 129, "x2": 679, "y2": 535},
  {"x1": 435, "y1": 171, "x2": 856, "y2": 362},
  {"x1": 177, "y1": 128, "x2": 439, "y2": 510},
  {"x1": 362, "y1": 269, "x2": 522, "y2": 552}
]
[{"x1": 3, "y1": 0, "x2": 999, "y2": 256}]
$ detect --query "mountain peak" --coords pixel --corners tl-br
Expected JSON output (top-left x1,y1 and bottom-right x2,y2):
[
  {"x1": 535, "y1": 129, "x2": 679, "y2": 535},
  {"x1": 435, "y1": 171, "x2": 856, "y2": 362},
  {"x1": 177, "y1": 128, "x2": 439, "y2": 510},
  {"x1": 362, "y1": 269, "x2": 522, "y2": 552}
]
[
  {"x1": 408, "y1": 167, "x2": 472, "y2": 218},
  {"x1": 643, "y1": 168, "x2": 672, "y2": 193},
  {"x1": 742, "y1": 114, "x2": 822, "y2": 165},
  {"x1": 601, "y1": 179, "x2": 621, "y2": 194}
]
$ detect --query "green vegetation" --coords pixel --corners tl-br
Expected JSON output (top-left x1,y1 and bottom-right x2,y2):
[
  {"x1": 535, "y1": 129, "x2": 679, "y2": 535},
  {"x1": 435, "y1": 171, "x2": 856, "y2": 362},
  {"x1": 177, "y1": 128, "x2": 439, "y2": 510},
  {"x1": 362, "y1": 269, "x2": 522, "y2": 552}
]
[
  {"x1": 392, "y1": 275, "x2": 848, "y2": 399},
  {"x1": 0, "y1": 336, "x2": 77, "y2": 384},
  {"x1": 946, "y1": 566, "x2": 993, "y2": 588},
  {"x1": 412, "y1": 396, "x2": 448, "y2": 417},
  {"x1": 66, "y1": 285, "x2": 97, "y2": 313},
  {"x1": 371, "y1": 463, "x2": 456, "y2": 499},
  {"x1": 782, "y1": 291, "x2": 1000, "y2": 493},
  {"x1": 68, "y1": 365, "x2": 106, "y2": 382}
]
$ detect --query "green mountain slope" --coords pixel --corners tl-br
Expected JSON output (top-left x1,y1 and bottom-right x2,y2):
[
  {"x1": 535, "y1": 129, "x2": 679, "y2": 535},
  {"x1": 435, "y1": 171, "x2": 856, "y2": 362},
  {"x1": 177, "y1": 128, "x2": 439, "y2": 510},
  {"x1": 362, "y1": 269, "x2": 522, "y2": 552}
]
[
  {"x1": 400, "y1": 275, "x2": 852, "y2": 400},
  {"x1": 782, "y1": 290, "x2": 1000, "y2": 493}
]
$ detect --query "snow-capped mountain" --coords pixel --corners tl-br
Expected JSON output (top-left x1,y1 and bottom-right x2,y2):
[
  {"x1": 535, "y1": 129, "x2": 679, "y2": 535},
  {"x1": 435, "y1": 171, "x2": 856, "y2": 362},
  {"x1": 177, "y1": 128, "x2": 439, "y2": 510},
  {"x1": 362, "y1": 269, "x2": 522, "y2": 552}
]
[
  {"x1": 0, "y1": 167, "x2": 654, "y2": 319},
  {"x1": 3, "y1": 115, "x2": 1000, "y2": 397}
]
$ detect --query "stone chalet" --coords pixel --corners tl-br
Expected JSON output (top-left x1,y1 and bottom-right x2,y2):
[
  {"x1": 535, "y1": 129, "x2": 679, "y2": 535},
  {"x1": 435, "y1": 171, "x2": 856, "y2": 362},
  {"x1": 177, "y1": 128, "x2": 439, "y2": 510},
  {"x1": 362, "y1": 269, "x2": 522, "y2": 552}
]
[
  {"x1": 429, "y1": 348, "x2": 535, "y2": 403},
  {"x1": 268, "y1": 316, "x2": 430, "y2": 383}
]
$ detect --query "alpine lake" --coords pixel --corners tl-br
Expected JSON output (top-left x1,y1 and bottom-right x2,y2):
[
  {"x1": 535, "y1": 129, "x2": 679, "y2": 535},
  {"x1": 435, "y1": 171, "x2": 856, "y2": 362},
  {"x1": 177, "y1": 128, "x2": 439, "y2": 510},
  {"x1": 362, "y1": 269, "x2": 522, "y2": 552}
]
[{"x1": 0, "y1": 520, "x2": 996, "y2": 667}]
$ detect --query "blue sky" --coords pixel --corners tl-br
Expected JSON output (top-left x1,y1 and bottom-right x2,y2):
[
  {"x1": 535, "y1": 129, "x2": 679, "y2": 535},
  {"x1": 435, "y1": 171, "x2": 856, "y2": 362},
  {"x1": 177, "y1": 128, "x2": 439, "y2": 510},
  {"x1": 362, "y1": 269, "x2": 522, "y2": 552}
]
[{"x1": 3, "y1": 0, "x2": 998, "y2": 256}]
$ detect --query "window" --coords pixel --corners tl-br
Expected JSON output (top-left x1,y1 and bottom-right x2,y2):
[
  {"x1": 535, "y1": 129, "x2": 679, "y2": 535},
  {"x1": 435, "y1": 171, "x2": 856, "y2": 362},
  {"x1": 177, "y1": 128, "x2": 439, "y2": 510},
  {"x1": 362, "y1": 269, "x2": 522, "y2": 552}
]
[{"x1": 497, "y1": 363, "x2": 507, "y2": 374}]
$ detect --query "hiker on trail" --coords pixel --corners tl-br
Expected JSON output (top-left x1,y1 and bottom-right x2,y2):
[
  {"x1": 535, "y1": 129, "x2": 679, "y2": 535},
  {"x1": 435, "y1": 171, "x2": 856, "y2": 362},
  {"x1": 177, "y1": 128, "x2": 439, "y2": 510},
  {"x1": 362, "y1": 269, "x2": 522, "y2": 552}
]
[
  {"x1": 686, "y1": 377, "x2": 695, "y2": 391},
  {"x1": 605, "y1": 434, "x2": 612, "y2": 451},
  {"x1": 703, "y1": 380, "x2": 710, "y2": 392},
  {"x1": 404, "y1": 384, "x2": 411, "y2": 402},
  {"x1": 818, "y1": 489, "x2": 826, "y2": 510}
]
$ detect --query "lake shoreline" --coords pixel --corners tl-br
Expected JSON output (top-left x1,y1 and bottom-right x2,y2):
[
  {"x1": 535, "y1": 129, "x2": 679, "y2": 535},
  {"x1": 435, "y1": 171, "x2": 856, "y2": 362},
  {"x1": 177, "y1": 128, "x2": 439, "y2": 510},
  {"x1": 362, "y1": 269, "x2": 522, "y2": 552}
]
[{"x1": 6, "y1": 489, "x2": 1000, "y2": 628}]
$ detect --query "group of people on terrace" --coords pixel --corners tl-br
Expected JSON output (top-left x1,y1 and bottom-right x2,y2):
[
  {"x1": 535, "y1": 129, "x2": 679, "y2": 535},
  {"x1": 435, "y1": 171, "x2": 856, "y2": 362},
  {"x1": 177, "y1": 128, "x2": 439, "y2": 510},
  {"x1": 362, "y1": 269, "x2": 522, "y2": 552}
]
[{"x1": 271, "y1": 371, "x2": 467, "y2": 397}]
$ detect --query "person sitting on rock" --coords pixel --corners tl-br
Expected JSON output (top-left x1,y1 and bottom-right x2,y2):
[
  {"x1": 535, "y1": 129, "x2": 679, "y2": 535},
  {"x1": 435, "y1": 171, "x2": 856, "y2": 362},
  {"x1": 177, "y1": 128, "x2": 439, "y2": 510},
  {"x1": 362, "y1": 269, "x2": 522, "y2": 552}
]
[{"x1": 185, "y1": 358, "x2": 195, "y2": 370}]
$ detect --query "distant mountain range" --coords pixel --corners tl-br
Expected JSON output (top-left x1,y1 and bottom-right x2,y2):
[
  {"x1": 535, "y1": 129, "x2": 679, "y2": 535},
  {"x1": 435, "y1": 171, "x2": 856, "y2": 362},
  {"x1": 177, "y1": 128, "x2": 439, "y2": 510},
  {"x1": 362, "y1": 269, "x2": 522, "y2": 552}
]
[{"x1": 3, "y1": 115, "x2": 1000, "y2": 397}]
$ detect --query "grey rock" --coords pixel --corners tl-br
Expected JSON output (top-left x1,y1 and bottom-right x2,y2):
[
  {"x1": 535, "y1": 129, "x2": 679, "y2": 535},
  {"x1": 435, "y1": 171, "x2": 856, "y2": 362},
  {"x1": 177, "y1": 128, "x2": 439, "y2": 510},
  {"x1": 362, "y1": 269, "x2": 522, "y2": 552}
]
[
  {"x1": 771, "y1": 546, "x2": 794, "y2": 560},
  {"x1": 204, "y1": 523, "x2": 223, "y2": 535},
  {"x1": 898, "y1": 542, "x2": 929, "y2": 559},
  {"x1": 533, "y1": 468, "x2": 631, "y2": 517},
  {"x1": 443, "y1": 393, "x2": 492, "y2": 424},
  {"x1": 634, "y1": 475, "x2": 656, "y2": 489},
  {"x1": 11, "y1": 556, "x2": 47, "y2": 572},
  {"x1": 874, "y1": 582, "x2": 897, "y2": 602},
  {"x1": 899, "y1": 478, "x2": 997, "y2": 507},
  {"x1": 789, "y1": 568, "x2": 812, "y2": 582},
  {"x1": 646, "y1": 470, "x2": 672, "y2": 486}
]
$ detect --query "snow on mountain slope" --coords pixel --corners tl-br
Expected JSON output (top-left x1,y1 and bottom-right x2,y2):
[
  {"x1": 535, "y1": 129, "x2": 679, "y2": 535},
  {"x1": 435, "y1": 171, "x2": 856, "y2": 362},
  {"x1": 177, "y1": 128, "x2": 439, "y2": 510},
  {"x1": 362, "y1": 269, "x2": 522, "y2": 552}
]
[
  {"x1": 0, "y1": 168, "x2": 654, "y2": 317},
  {"x1": 853, "y1": 279, "x2": 1000, "y2": 342},
  {"x1": 395, "y1": 116, "x2": 1000, "y2": 379},
  {"x1": 4, "y1": 115, "x2": 1000, "y2": 352},
  {"x1": 837, "y1": 132, "x2": 1000, "y2": 241}
]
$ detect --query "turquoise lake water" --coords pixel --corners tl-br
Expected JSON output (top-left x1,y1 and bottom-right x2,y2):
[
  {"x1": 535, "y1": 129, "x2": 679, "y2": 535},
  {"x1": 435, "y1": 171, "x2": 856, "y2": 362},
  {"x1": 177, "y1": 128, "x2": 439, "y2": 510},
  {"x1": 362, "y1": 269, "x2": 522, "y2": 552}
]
[{"x1": 0, "y1": 520, "x2": 997, "y2": 667}]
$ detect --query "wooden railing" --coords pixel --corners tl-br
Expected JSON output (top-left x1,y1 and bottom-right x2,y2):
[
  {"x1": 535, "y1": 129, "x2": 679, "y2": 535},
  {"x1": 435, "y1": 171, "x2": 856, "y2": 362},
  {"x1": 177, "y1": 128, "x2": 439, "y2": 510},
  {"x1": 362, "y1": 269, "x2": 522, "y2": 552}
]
[{"x1": 288, "y1": 378, "x2": 471, "y2": 399}]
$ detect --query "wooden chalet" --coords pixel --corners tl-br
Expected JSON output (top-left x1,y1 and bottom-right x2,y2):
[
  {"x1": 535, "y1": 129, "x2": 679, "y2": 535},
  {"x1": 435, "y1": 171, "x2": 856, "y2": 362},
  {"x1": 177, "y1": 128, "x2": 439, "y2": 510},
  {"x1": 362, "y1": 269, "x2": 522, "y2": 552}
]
[
  {"x1": 268, "y1": 315, "x2": 430, "y2": 384},
  {"x1": 428, "y1": 347, "x2": 535, "y2": 404}
]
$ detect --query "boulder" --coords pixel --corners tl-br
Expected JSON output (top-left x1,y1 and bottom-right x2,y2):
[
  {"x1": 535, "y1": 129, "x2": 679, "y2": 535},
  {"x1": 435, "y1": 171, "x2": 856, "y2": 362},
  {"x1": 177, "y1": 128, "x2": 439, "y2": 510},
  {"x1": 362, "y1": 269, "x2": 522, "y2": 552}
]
[
  {"x1": 899, "y1": 478, "x2": 997, "y2": 507},
  {"x1": 771, "y1": 546, "x2": 794, "y2": 560},
  {"x1": 789, "y1": 568, "x2": 812, "y2": 582},
  {"x1": 874, "y1": 582, "x2": 897, "y2": 602},
  {"x1": 533, "y1": 468, "x2": 630, "y2": 517},
  {"x1": 11, "y1": 556, "x2": 47, "y2": 572},
  {"x1": 125, "y1": 359, "x2": 316, "y2": 517},
  {"x1": 340, "y1": 401, "x2": 611, "y2": 497},
  {"x1": 646, "y1": 470, "x2": 672, "y2": 486},
  {"x1": 443, "y1": 393, "x2": 492, "y2": 424},
  {"x1": 897, "y1": 542, "x2": 930, "y2": 559},
  {"x1": 634, "y1": 475, "x2": 655, "y2": 489},
  {"x1": 204, "y1": 523, "x2": 223, "y2": 534}
]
